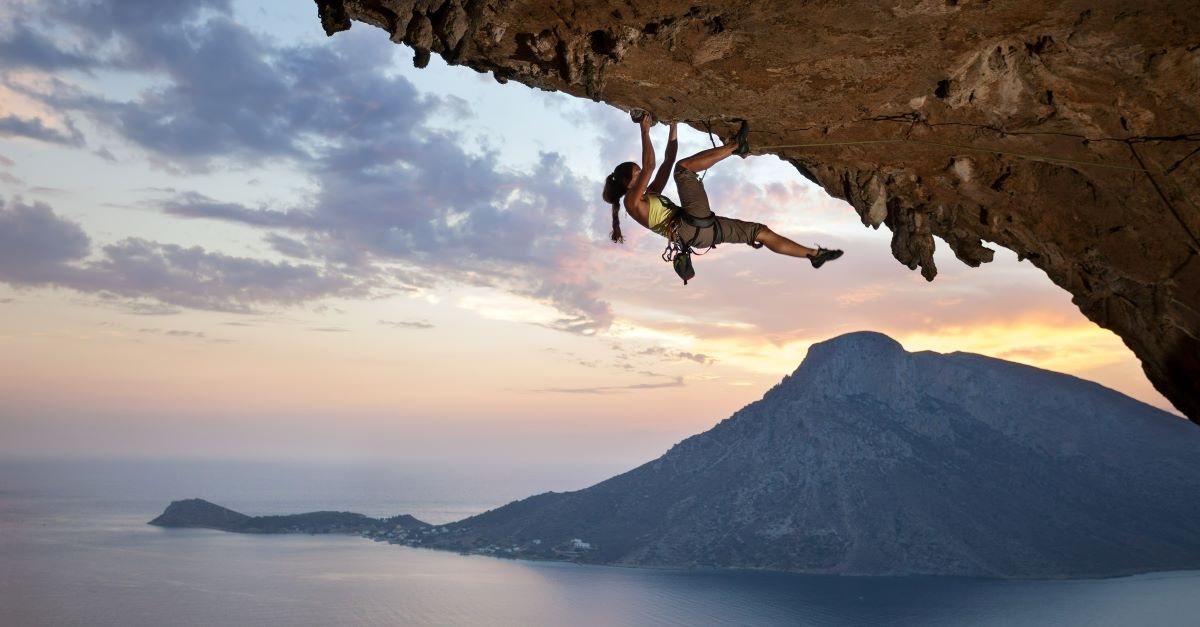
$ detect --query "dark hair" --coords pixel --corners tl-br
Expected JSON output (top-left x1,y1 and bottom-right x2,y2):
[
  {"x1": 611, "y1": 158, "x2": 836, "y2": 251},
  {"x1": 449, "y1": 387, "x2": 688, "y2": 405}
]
[{"x1": 602, "y1": 162, "x2": 637, "y2": 243}]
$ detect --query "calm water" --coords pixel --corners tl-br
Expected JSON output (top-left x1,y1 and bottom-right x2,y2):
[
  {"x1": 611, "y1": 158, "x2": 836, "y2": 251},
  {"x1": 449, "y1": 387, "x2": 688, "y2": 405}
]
[{"x1": 2, "y1": 459, "x2": 1199, "y2": 627}]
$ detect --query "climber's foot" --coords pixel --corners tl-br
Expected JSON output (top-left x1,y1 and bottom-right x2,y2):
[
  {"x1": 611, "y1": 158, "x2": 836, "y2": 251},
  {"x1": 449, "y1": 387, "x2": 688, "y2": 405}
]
[
  {"x1": 809, "y1": 247, "x2": 843, "y2": 269},
  {"x1": 733, "y1": 120, "x2": 750, "y2": 157}
]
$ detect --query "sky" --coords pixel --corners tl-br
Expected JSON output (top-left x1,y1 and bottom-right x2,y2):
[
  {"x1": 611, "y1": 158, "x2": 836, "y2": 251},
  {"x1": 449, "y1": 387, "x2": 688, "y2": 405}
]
[{"x1": 0, "y1": 0, "x2": 1181, "y2": 467}]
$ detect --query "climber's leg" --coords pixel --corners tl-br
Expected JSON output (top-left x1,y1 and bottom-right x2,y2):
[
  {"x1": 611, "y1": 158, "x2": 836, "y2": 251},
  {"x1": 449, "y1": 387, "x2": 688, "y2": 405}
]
[{"x1": 677, "y1": 143, "x2": 737, "y2": 174}]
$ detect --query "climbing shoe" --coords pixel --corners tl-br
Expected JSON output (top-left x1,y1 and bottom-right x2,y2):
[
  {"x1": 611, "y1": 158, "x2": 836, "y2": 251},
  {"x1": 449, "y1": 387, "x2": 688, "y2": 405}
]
[
  {"x1": 809, "y1": 247, "x2": 843, "y2": 269},
  {"x1": 733, "y1": 119, "x2": 750, "y2": 157}
]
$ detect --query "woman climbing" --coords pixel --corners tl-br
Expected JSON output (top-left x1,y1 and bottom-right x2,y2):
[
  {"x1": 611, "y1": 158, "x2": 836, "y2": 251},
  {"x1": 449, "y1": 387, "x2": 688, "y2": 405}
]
[{"x1": 602, "y1": 113, "x2": 843, "y2": 277}]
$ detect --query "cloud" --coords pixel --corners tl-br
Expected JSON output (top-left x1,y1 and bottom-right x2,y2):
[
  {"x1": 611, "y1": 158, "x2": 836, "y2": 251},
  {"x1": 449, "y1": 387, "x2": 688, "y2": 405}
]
[
  {"x1": 5, "y1": 0, "x2": 233, "y2": 73},
  {"x1": 5, "y1": 1, "x2": 618, "y2": 331},
  {"x1": 133, "y1": 327, "x2": 208, "y2": 339},
  {"x1": 0, "y1": 153, "x2": 23, "y2": 185},
  {"x1": 264, "y1": 233, "x2": 311, "y2": 259},
  {"x1": 594, "y1": 105, "x2": 639, "y2": 171},
  {"x1": 379, "y1": 319, "x2": 434, "y2": 329},
  {"x1": 998, "y1": 345, "x2": 1061, "y2": 362},
  {"x1": 163, "y1": 329, "x2": 205, "y2": 338},
  {"x1": 0, "y1": 198, "x2": 368, "y2": 312},
  {"x1": 135, "y1": 73, "x2": 611, "y2": 329},
  {"x1": 80, "y1": 238, "x2": 366, "y2": 312},
  {"x1": 122, "y1": 301, "x2": 181, "y2": 316},
  {"x1": 0, "y1": 114, "x2": 84, "y2": 146},
  {"x1": 161, "y1": 191, "x2": 301, "y2": 227},
  {"x1": 639, "y1": 346, "x2": 714, "y2": 365},
  {"x1": 0, "y1": 197, "x2": 91, "y2": 284},
  {"x1": 0, "y1": 23, "x2": 93, "y2": 71},
  {"x1": 534, "y1": 375, "x2": 685, "y2": 395},
  {"x1": 4, "y1": 2, "x2": 321, "y2": 162},
  {"x1": 93, "y1": 21, "x2": 308, "y2": 164},
  {"x1": 151, "y1": 148, "x2": 614, "y2": 330}
]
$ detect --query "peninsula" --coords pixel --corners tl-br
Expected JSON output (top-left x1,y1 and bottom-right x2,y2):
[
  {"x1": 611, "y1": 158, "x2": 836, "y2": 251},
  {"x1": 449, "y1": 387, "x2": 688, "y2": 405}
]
[{"x1": 150, "y1": 498, "x2": 429, "y2": 537}]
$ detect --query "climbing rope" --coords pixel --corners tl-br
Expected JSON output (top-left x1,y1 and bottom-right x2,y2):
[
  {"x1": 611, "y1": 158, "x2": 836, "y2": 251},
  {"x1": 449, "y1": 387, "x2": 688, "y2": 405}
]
[
  {"x1": 747, "y1": 132, "x2": 1200, "y2": 252},
  {"x1": 699, "y1": 120, "x2": 719, "y2": 181},
  {"x1": 751, "y1": 137, "x2": 1179, "y2": 175}
]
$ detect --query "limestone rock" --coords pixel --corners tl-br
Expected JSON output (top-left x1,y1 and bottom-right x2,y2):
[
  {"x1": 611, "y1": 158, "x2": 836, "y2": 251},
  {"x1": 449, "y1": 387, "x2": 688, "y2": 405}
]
[{"x1": 315, "y1": 0, "x2": 1200, "y2": 422}]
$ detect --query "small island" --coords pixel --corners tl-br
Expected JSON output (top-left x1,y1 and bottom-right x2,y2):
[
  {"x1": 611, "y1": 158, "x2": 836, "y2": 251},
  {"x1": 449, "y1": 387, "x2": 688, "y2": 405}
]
[
  {"x1": 148, "y1": 498, "x2": 595, "y2": 560},
  {"x1": 149, "y1": 498, "x2": 430, "y2": 537}
]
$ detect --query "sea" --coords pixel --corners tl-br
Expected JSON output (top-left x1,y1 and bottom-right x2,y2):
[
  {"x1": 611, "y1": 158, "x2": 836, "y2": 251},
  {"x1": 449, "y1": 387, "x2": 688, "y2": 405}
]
[{"x1": 2, "y1": 458, "x2": 1199, "y2": 627}]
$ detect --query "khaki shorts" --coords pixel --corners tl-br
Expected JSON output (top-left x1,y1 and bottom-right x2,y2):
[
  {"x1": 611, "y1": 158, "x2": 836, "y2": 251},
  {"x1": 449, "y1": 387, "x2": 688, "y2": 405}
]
[{"x1": 673, "y1": 164, "x2": 763, "y2": 248}]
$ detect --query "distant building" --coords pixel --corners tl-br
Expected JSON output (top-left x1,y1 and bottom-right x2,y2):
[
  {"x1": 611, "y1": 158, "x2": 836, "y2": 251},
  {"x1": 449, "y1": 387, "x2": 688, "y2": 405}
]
[{"x1": 570, "y1": 538, "x2": 592, "y2": 550}]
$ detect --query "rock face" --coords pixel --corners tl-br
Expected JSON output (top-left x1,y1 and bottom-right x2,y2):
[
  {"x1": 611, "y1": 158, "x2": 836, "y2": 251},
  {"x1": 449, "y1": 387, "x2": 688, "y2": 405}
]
[
  {"x1": 422, "y1": 331, "x2": 1200, "y2": 578},
  {"x1": 314, "y1": 0, "x2": 1200, "y2": 422}
]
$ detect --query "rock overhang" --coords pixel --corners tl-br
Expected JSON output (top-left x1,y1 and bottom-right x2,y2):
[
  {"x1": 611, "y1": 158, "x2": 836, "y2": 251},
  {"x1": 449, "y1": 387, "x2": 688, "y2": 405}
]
[{"x1": 313, "y1": 0, "x2": 1200, "y2": 422}]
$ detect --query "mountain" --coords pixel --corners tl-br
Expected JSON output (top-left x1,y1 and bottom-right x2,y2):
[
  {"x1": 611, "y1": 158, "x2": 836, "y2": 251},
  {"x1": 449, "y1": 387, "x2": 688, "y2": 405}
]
[
  {"x1": 418, "y1": 332, "x2": 1200, "y2": 578},
  {"x1": 149, "y1": 498, "x2": 429, "y2": 535}
]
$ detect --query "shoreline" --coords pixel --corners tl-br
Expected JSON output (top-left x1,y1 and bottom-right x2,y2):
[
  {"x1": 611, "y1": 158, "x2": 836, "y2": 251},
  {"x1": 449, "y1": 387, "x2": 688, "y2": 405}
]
[
  {"x1": 356, "y1": 532, "x2": 1200, "y2": 583},
  {"x1": 149, "y1": 497, "x2": 1200, "y2": 582}
]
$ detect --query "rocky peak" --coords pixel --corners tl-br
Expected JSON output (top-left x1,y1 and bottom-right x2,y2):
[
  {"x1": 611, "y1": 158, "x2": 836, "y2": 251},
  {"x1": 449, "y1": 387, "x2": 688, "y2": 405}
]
[
  {"x1": 785, "y1": 331, "x2": 916, "y2": 405},
  {"x1": 314, "y1": 0, "x2": 1200, "y2": 423},
  {"x1": 149, "y1": 498, "x2": 250, "y2": 528}
]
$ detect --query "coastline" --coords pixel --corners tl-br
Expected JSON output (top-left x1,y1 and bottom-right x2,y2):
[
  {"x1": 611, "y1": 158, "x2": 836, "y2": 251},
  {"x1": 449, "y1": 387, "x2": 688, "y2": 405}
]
[
  {"x1": 148, "y1": 497, "x2": 1200, "y2": 582},
  {"x1": 356, "y1": 527, "x2": 1200, "y2": 582}
]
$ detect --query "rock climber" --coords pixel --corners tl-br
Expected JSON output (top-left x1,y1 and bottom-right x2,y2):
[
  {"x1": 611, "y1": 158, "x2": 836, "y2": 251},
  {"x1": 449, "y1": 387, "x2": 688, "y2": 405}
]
[{"x1": 602, "y1": 113, "x2": 843, "y2": 274}]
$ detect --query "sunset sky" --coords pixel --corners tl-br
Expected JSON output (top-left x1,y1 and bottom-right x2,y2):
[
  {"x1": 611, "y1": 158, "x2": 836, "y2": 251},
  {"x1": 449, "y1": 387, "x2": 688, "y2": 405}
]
[{"x1": 0, "y1": 0, "x2": 1179, "y2": 467}]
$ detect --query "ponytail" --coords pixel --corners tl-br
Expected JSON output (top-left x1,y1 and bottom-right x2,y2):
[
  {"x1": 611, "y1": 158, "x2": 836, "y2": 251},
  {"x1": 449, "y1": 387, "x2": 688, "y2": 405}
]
[
  {"x1": 610, "y1": 201, "x2": 623, "y2": 243},
  {"x1": 601, "y1": 162, "x2": 637, "y2": 244}
]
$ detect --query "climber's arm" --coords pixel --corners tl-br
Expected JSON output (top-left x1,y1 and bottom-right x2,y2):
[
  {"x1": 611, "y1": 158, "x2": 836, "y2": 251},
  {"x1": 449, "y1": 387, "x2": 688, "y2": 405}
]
[
  {"x1": 648, "y1": 122, "x2": 678, "y2": 195},
  {"x1": 625, "y1": 115, "x2": 656, "y2": 210}
]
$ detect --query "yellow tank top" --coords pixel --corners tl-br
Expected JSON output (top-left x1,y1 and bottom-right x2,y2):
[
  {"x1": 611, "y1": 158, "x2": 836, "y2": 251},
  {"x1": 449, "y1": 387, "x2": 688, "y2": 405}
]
[{"x1": 646, "y1": 194, "x2": 676, "y2": 237}]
